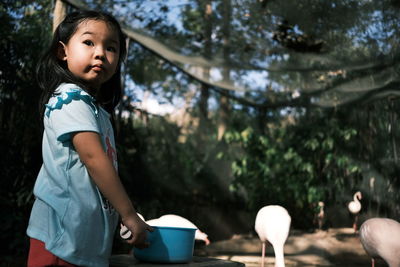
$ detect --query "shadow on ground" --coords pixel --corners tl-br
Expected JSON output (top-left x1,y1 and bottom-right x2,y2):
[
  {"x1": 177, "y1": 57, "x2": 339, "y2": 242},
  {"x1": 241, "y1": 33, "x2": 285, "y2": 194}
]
[{"x1": 194, "y1": 228, "x2": 377, "y2": 266}]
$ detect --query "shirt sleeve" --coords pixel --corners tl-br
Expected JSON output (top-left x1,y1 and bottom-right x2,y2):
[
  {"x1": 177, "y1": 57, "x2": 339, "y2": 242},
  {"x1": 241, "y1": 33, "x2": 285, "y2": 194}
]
[{"x1": 46, "y1": 87, "x2": 100, "y2": 142}]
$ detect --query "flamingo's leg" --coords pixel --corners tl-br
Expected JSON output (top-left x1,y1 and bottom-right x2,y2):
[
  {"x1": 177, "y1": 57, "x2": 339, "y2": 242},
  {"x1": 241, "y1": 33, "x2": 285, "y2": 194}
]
[
  {"x1": 261, "y1": 242, "x2": 265, "y2": 267},
  {"x1": 353, "y1": 215, "x2": 359, "y2": 232}
]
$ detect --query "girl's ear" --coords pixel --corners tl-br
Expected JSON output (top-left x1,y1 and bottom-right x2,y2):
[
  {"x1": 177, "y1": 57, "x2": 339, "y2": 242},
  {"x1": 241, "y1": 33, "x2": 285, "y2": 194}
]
[{"x1": 57, "y1": 41, "x2": 67, "y2": 61}]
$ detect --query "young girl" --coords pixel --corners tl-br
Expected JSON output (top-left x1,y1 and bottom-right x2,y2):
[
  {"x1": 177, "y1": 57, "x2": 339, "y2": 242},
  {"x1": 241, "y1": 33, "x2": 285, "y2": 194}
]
[{"x1": 26, "y1": 10, "x2": 152, "y2": 267}]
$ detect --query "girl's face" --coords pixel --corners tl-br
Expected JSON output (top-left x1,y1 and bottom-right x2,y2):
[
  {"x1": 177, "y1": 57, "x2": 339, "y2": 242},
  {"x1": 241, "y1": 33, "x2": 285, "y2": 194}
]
[{"x1": 58, "y1": 19, "x2": 120, "y2": 89}]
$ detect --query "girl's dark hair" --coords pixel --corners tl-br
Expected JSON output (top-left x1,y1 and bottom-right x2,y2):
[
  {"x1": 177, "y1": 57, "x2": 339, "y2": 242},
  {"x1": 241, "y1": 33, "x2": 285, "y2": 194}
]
[{"x1": 37, "y1": 10, "x2": 127, "y2": 117}]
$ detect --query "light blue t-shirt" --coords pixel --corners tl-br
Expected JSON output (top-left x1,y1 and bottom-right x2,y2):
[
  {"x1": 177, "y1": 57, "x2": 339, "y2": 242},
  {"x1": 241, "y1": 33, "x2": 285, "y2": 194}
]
[{"x1": 27, "y1": 83, "x2": 119, "y2": 267}]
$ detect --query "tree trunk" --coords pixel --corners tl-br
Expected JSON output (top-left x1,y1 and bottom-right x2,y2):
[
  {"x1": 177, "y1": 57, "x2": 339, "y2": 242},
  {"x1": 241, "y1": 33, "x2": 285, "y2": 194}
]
[
  {"x1": 53, "y1": 0, "x2": 67, "y2": 32},
  {"x1": 115, "y1": 38, "x2": 131, "y2": 138},
  {"x1": 199, "y1": 0, "x2": 212, "y2": 131},
  {"x1": 217, "y1": 0, "x2": 231, "y2": 141},
  {"x1": 389, "y1": 98, "x2": 398, "y2": 163}
]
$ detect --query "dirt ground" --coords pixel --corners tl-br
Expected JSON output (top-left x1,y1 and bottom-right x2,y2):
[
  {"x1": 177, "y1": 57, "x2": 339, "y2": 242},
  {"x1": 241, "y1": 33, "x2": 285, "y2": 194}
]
[{"x1": 194, "y1": 228, "x2": 383, "y2": 267}]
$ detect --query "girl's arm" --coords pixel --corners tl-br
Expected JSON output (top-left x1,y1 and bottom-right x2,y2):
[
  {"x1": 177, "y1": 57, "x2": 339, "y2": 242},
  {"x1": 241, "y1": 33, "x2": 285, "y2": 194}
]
[{"x1": 72, "y1": 131, "x2": 152, "y2": 248}]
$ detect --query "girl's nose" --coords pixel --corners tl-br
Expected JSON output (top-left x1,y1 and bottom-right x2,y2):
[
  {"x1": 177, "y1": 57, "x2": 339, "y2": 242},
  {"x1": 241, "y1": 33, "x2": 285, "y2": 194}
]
[{"x1": 94, "y1": 47, "x2": 106, "y2": 60}]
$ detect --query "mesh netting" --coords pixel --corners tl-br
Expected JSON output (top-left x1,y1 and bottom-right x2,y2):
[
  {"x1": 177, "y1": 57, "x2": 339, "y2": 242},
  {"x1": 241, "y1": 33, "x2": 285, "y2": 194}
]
[{"x1": 62, "y1": 0, "x2": 400, "y2": 108}]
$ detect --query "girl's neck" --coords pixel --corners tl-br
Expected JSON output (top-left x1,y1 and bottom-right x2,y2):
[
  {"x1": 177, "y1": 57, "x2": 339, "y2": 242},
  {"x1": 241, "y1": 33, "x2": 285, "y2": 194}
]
[{"x1": 84, "y1": 85, "x2": 98, "y2": 98}]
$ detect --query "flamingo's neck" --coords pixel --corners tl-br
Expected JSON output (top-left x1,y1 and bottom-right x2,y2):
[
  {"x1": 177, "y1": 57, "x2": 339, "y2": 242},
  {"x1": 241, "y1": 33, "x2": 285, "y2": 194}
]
[{"x1": 273, "y1": 244, "x2": 285, "y2": 267}]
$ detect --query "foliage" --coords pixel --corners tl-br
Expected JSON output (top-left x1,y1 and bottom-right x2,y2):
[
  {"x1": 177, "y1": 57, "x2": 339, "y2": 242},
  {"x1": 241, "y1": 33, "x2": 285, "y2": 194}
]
[
  {"x1": 2, "y1": 0, "x2": 400, "y2": 264},
  {"x1": 224, "y1": 108, "x2": 362, "y2": 228},
  {"x1": 117, "y1": 113, "x2": 238, "y2": 218},
  {"x1": 0, "y1": 0, "x2": 52, "y2": 264}
]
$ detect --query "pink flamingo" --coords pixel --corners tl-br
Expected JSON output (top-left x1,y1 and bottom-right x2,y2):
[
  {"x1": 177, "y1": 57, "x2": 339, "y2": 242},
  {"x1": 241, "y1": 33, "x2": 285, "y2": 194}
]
[
  {"x1": 360, "y1": 218, "x2": 400, "y2": 267},
  {"x1": 146, "y1": 214, "x2": 210, "y2": 245},
  {"x1": 255, "y1": 205, "x2": 291, "y2": 267},
  {"x1": 348, "y1": 191, "x2": 362, "y2": 232}
]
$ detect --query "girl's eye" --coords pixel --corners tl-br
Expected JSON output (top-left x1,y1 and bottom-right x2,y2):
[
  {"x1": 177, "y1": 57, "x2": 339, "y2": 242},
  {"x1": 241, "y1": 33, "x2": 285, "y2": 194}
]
[
  {"x1": 107, "y1": 46, "x2": 117, "y2": 52},
  {"x1": 83, "y1": 40, "x2": 94, "y2": 46}
]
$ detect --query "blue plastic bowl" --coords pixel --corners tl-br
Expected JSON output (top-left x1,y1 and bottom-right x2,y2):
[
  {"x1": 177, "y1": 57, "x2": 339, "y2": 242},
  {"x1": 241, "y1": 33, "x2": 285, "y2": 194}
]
[{"x1": 133, "y1": 226, "x2": 196, "y2": 263}]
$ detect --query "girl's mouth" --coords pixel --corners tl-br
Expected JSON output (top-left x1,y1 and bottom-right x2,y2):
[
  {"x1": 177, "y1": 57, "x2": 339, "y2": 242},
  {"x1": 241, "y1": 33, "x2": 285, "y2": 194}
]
[{"x1": 92, "y1": 65, "x2": 104, "y2": 72}]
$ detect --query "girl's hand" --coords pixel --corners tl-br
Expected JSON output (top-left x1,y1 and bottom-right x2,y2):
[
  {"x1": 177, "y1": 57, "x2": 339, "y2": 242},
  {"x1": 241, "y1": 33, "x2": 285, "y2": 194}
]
[{"x1": 121, "y1": 214, "x2": 154, "y2": 249}]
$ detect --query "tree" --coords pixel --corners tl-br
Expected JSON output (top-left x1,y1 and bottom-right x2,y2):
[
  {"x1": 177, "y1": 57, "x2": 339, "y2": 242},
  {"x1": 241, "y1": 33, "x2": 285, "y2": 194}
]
[
  {"x1": 3, "y1": 0, "x2": 400, "y2": 261},
  {"x1": 0, "y1": 0, "x2": 52, "y2": 263},
  {"x1": 217, "y1": 0, "x2": 232, "y2": 140}
]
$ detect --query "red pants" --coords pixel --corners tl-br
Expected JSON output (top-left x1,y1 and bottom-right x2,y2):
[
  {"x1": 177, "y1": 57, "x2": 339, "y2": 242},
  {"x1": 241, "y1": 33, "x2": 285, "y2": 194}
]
[{"x1": 27, "y1": 238, "x2": 78, "y2": 267}]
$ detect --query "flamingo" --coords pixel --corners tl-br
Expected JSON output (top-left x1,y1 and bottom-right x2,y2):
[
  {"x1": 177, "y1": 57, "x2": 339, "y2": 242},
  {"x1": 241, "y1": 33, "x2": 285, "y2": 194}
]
[
  {"x1": 146, "y1": 214, "x2": 210, "y2": 245},
  {"x1": 348, "y1": 191, "x2": 362, "y2": 232},
  {"x1": 359, "y1": 218, "x2": 400, "y2": 267},
  {"x1": 255, "y1": 205, "x2": 291, "y2": 267},
  {"x1": 316, "y1": 201, "x2": 325, "y2": 230}
]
